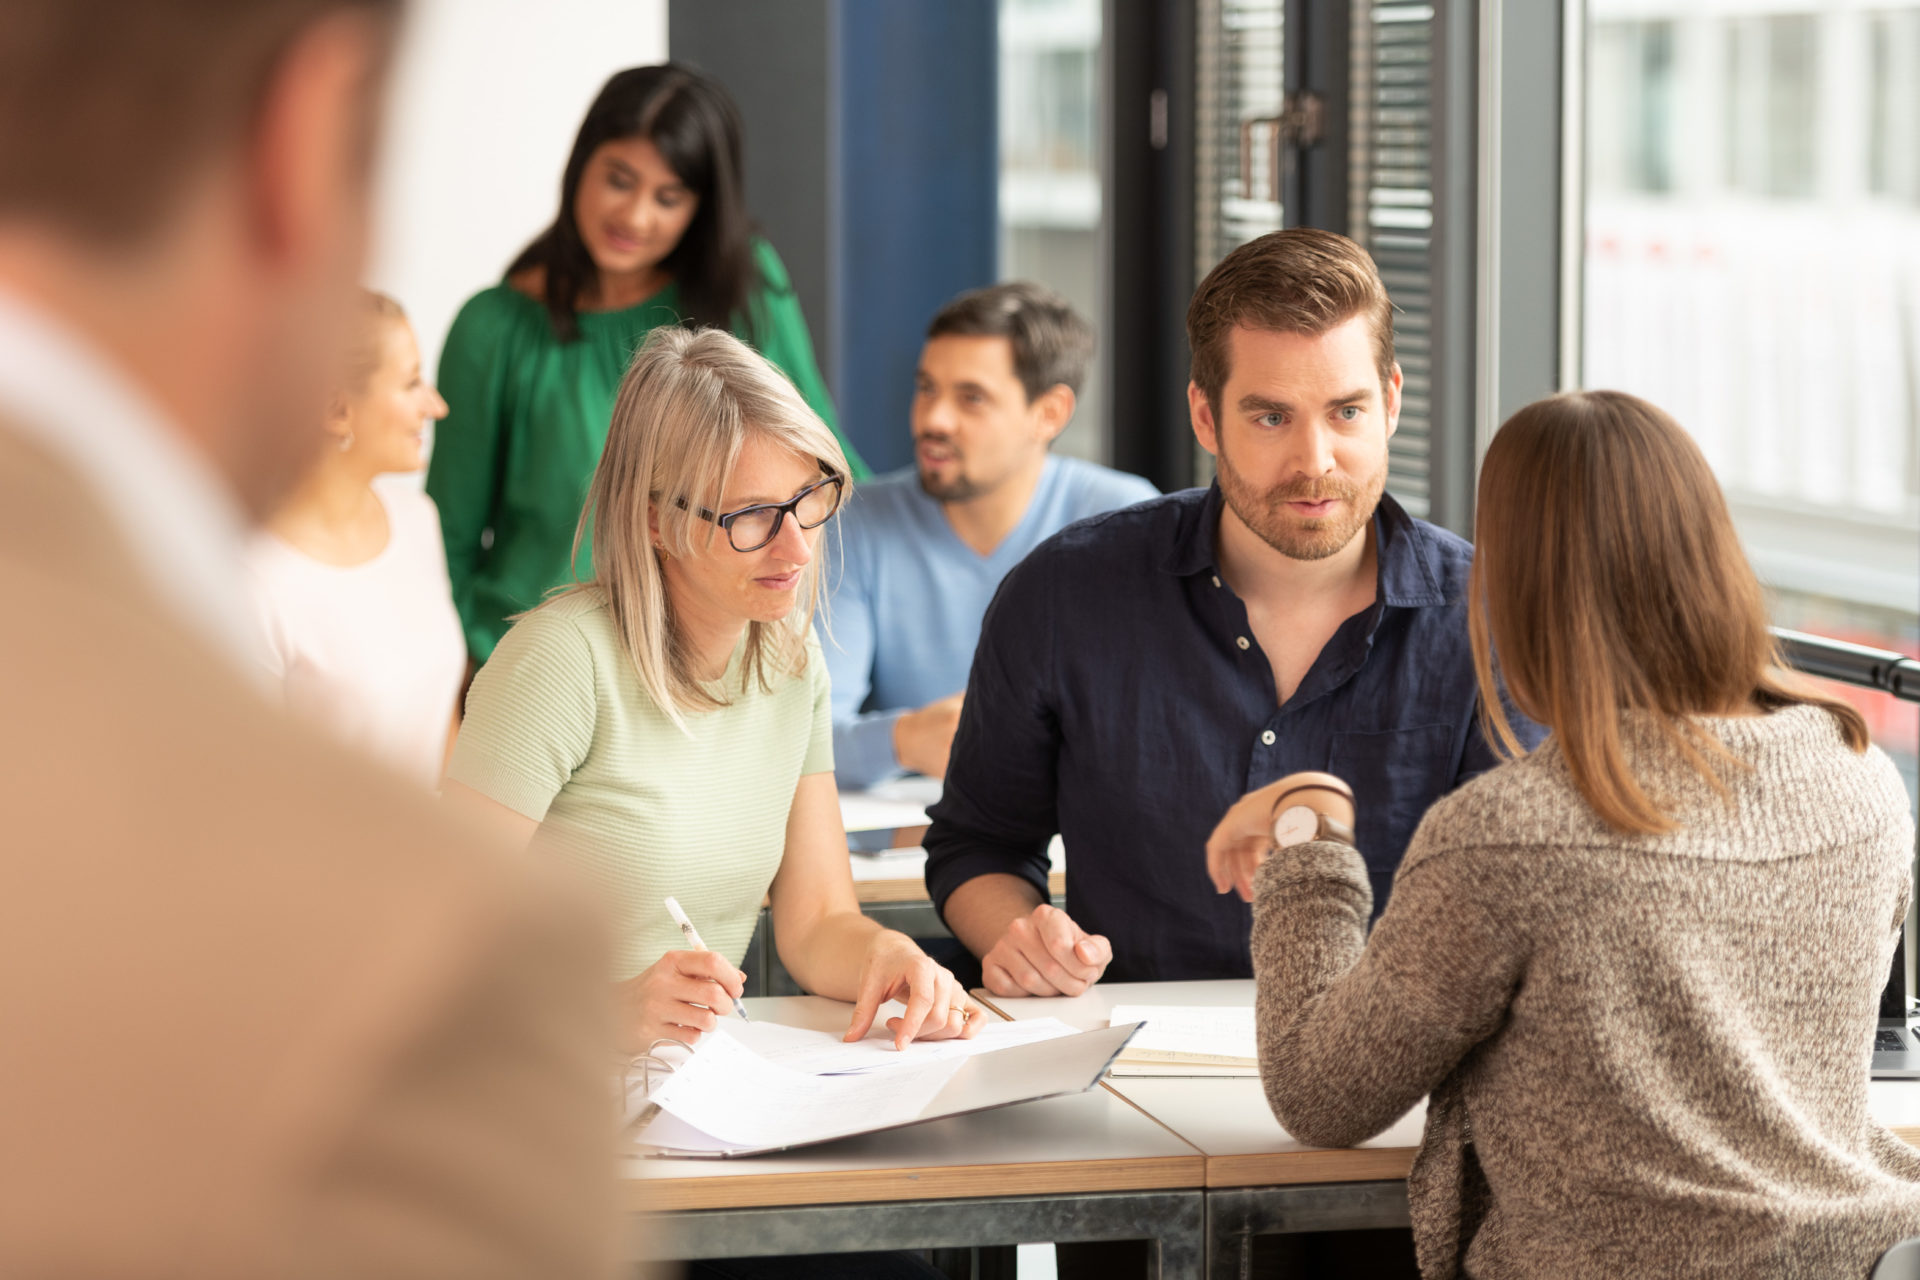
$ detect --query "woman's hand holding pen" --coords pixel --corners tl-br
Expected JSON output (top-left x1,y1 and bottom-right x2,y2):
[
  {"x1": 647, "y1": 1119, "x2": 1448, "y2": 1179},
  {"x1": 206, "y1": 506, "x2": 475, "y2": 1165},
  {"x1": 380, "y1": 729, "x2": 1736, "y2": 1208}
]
[
  {"x1": 615, "y1": 949, "x2": 747, "y2": 1053},
  {"x1": 843, "y1": 930, "x2": 985, "y2": 1051}
]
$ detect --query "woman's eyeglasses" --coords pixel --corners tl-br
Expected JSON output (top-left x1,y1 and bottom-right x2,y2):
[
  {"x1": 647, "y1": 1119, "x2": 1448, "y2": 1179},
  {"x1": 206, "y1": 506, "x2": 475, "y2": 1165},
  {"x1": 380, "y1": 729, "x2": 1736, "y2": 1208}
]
[{"x1": 677, "y1": 470, "x2": 845, "y2": 553}]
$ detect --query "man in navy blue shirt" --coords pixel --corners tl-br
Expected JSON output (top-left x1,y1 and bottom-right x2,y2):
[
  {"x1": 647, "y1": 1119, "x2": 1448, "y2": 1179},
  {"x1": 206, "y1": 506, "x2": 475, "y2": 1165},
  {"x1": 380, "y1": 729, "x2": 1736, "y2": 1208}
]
[{"x1": 924, "y1": 228, "x2": 1541, "y2": 992}]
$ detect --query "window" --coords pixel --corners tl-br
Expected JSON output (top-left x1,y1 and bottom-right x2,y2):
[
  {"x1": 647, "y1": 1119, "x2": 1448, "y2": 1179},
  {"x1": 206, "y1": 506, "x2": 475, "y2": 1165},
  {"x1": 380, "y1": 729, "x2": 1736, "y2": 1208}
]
[
  {"x1": 1588, "y1": 21, "x2": 1675, "y2": 196},
  {"x1": 1581, "y1": 1, "x2": 1920, "y2": 799},
  {"x1": 1194, "y1": 0, "x2": 1286, "y2": 271},
  {"x1": 1869, "y1": 10, "x2": 1920, "y2": 205},
  {"x1": 1724, "y1": 15, "x2": 1817, "y2": 201},
  {"x1": 1350, "y1": 2, "x2": 1443, "y2": 522},
  {"x1": 998, "y1": 0, "x2": 1106, "y2": 462}
]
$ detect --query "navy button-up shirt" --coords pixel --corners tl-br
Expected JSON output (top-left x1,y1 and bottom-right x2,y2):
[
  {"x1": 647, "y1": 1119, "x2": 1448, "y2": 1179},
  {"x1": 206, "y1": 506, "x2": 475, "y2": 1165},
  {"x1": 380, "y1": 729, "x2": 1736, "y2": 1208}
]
[{"x1": 924, "y1": 484, "x2": 1542, "y2": 983}]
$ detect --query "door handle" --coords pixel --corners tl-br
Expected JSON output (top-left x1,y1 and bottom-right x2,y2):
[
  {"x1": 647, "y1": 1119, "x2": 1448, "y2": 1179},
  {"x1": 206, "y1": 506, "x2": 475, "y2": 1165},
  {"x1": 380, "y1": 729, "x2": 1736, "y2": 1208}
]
[{"x1": 1238, "y1": 91, "x2": 1326, "y2": 202}]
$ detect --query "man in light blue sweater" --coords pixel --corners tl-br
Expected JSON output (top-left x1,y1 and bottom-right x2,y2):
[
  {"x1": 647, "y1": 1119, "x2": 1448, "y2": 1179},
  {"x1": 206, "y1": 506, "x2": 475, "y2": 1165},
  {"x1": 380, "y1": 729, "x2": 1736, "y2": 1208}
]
[{"x1": 822, "y1": 283, "x2": 1158, "y2": 790}]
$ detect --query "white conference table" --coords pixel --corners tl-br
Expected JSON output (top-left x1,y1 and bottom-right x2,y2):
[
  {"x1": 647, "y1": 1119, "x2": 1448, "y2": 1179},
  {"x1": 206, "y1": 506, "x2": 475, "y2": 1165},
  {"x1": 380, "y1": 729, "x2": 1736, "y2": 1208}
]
[
  {"x1": 980, "y1": 980, "x2": 1423, "y2": 1186},
  {"x1": 979, "y1": 978, "x2": 1920, "y2": 1274},
  {"x1": 621, "y1": 994, "x2": 1206, "y2": 1273}
]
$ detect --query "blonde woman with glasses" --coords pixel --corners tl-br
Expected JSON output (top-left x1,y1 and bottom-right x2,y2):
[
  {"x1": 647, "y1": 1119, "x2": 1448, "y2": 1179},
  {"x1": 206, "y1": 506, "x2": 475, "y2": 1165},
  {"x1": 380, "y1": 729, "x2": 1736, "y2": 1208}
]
[{"x1": 445, "y1": 326, "x2": 981, "y2": 1056}]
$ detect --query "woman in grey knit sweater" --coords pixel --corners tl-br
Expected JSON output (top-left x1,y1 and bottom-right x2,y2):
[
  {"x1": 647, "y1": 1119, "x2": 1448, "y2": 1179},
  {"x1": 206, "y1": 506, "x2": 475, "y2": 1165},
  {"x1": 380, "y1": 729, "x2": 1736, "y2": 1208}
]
[{"x1": 1207, "y1": 390, "x2": 1920, "y2": 1279}]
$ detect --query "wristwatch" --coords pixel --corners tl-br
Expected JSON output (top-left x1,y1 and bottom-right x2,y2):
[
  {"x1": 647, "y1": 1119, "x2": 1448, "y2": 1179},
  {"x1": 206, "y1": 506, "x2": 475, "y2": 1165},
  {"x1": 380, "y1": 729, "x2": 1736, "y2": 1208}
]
[{"x1": 1272, "y1": 804, "x2": 1356, "y2": 850}]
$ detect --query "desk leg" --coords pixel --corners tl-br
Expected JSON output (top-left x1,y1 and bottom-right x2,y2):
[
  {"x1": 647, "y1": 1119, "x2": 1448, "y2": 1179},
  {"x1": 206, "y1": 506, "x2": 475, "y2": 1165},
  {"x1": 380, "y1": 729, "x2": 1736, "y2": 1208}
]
[
  {"x1": 1204, "y1": 1182, "x2": 1411, "y2": 1280},
  {"x1": 636, "y1": 1189, "x2": 1205, "y2": 1280}
]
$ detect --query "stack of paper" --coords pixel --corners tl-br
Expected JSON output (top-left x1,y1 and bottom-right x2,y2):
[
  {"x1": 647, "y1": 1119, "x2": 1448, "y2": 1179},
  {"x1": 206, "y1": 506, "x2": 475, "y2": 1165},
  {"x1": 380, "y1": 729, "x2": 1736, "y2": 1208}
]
[
  {"x1": 639, "y1": 1031, "x2": 967, "y2": 1154},
  {"x1": 717, "y1": 1015, "x2": 1078, "y2": 1074},
  {"x1": 838, "y1": 791, "x2": 933, "y2": 835},
  {"x1": 1106, "y1": 1004, "x2": 1260, "y2": 1077},
  {"x1": 628, "y1": 1015, "x2": 1083, "y2": 1154},
  {"x1": 838, "y1": 774, "x2": 944, "y2": 832}
]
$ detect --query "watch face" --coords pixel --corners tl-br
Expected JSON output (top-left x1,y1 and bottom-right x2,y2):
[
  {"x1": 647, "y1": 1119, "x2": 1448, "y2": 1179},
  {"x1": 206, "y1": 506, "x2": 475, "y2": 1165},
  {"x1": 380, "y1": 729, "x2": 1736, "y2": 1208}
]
[{"x1": 1273, "y1": 805, "x2": 1319, "y2": 847}]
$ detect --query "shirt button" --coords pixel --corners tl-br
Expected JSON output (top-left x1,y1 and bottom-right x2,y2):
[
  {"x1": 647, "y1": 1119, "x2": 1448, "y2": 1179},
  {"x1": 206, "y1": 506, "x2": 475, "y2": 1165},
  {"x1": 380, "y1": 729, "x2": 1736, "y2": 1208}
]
[
  {"x1": 1212, "y1": 575, "x2": 1222, "y2": 588},
  {"x1": 1261, "y1": 730, "x2": 1276, "y2": 746},
  {"x1": 1236, "y1": 636, "x2": 1251, "y2": 650}
]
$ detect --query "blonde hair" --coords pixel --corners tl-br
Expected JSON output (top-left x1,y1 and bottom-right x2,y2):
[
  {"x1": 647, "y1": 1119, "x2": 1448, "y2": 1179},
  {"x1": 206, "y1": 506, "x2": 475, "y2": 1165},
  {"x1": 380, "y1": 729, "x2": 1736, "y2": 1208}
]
[
  {"x1": 1470, "y1": 390, "x2": 1868, "y2": 834},
  {"x1": 341, "y1": 288, "x2": 406, "y2": 397},
  {"x1": 559, "y1": 326, "x2": 849, "y2": 727}
]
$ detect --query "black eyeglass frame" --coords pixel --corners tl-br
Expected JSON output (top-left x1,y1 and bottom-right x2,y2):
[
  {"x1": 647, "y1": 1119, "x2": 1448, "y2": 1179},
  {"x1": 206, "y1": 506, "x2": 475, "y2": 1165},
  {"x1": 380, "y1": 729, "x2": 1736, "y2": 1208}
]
[{"x1": 675, "y1": 466, "x2": 846, "y2": 553}]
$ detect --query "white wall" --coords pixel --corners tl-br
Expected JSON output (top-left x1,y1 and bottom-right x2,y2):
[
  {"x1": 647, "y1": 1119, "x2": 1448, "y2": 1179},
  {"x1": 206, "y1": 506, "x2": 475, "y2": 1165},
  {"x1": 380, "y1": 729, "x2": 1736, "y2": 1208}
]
[{"x1": 366, "y1": 0, "x2": 669, "y2": 379}]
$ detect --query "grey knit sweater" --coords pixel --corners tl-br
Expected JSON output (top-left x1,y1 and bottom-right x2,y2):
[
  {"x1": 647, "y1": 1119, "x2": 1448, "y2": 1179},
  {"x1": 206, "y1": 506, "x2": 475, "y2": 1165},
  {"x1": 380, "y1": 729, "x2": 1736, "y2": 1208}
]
[{"x1": 1252, "y1": 704, "x2": 1920, "y2": 1279}]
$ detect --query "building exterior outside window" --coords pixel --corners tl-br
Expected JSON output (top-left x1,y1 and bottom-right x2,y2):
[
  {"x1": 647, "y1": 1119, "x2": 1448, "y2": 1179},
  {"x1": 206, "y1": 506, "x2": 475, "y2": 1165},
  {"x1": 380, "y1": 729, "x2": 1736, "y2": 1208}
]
[{"x1": 1583, "y1": 0, "x2": 1920, "y2": 798}]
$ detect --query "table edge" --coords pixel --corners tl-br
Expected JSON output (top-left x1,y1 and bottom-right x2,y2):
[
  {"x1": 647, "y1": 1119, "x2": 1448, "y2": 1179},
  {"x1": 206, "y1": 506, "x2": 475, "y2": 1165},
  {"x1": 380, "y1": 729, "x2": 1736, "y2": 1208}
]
[{"x1": 629, "y1": 1152, "x2": 1206, "y2": 1212}]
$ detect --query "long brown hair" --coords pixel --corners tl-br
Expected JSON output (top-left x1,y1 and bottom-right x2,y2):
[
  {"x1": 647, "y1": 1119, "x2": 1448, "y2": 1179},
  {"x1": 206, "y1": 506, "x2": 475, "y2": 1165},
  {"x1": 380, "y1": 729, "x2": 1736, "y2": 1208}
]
[{"x1": 1470, "y1": 390, "x2": 1868, "y2": 833}]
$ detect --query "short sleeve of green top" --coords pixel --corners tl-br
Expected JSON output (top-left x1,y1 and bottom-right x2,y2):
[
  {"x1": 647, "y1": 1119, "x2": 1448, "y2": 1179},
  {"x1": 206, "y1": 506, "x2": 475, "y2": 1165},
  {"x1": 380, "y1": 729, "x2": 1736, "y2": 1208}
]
[
  {"x1": 427, "y1": 238, "x2": 867, "y2": 663},
  {"x1": 445, "y1": 589, "x2": 834, "y2": 980}
]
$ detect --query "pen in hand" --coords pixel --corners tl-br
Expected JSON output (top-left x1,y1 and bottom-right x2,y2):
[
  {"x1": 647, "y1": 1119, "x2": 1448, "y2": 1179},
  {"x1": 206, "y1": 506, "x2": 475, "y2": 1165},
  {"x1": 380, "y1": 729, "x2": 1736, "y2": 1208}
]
[{"x1": 664, "y1": 896, "x2": 750, "y2": 1022}]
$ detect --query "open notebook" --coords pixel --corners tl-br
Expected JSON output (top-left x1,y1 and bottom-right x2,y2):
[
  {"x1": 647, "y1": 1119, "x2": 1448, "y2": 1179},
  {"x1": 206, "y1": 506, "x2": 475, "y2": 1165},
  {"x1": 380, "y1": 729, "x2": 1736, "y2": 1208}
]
[
  {"x1": 629, "y1": 1018, "x2": 1141, "y2": 1157},
  {"x1": 1106, "y1": 1004, "x2": 1259, "y2": 1077}
]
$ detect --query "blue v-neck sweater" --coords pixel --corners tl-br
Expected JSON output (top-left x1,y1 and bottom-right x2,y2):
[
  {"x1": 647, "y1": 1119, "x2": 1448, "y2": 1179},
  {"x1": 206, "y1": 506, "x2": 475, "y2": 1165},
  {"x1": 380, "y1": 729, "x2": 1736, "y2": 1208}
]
[{"x1": 819, "y1": 455, "x2": 1157, "y2": 789}]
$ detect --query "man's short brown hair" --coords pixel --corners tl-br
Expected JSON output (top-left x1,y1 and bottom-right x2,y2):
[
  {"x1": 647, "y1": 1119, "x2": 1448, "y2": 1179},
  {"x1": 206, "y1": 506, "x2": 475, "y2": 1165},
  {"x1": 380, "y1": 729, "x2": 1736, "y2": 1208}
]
[
  {"x1": 0, "y1": 0, "x2": 400, "y2": 244},
  {"x1": 927, "y1": 281, "x2": 1095, "y2": 402},
  {"x1": 1186, "y1": 227, "x2": 1395, "y2": 411}
]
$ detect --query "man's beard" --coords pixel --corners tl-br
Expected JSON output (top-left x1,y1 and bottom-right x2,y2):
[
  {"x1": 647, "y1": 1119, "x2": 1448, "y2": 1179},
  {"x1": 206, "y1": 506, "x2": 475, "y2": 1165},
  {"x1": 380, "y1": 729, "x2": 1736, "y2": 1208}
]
[
  {"x1": 916, "y1": 442, "x2": 978, "y2": 503},
  {"x1": 1216, "y1": 445, "x2": 1385, "y2": 561}
]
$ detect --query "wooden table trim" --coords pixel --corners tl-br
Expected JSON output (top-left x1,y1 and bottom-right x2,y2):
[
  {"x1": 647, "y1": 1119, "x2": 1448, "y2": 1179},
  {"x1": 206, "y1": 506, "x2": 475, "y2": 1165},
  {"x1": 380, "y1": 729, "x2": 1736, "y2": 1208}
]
[
  {"x1": 630, "y1": 1151, "x2": 1206, "y2": 1212},
  {"x1": 853, "y1": 877, "x2": 935, "y2": 904},
  {"x1": 1204, "y1": 1147, "x2": 1416, "y2": 1188}
]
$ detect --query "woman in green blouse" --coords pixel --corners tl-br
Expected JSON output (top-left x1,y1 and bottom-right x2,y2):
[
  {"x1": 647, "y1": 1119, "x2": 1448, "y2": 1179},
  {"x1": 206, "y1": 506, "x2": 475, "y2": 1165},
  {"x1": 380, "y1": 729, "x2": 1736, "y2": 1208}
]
[{"x1": 427, "y1": 63, "x2": 867, "y2": 665}]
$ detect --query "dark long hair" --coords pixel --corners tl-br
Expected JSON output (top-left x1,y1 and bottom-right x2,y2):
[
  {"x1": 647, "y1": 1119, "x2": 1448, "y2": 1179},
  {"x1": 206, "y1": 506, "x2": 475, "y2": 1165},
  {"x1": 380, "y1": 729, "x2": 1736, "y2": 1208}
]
[{"x1": 508, "y1": 64, "x2": 757, "y2": 342}]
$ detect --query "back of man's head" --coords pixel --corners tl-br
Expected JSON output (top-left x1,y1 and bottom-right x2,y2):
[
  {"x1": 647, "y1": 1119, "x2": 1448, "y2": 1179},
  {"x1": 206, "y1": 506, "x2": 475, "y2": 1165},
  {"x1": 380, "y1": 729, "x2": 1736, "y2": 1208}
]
[
  {"x1": 0, "y1": 0, "x2": 399, "y2": 244},
  {"x1": 1186, "y1": 228, "x2": 1395, "y2": 413},
  {"x1": 0, "y1": 0, "x2": 403, "y2": 519},
  {"x1": 927, "y1": 281, "x2": 1095, "y2": 403}
]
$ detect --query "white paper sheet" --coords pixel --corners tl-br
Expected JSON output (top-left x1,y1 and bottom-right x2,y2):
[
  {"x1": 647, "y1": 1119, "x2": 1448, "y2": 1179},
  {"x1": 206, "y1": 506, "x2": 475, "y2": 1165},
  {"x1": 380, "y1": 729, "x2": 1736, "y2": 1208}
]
[
  {"x1": 838, "y1": 792, "x2": 933, "y2": 833},
  {"x1": 848, "y1": 847, "x2": 930, "y2": 880},
  {"x1": 837, "y1": 775, "x2": 946, "y2": 832},
  {"x1": 1108, "y1": 1004, "x2": 1257, "y2": 1064},
  {"x1": 718, "y1": 1014, "x2": 1079, "y2": 1075},
  {"x1": 643, "y1": 1029, "x2": 965, "y2": 1150},
  {"x1": 867, "y1": 775, "x2": 946, "y2": 807}
]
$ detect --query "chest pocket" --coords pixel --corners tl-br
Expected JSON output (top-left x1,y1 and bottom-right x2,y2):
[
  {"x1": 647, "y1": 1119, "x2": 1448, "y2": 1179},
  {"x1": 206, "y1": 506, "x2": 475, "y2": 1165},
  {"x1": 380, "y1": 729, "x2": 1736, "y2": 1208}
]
[{"x1": 1328, "y1": 722, "x2": 1459, "y2": 875}]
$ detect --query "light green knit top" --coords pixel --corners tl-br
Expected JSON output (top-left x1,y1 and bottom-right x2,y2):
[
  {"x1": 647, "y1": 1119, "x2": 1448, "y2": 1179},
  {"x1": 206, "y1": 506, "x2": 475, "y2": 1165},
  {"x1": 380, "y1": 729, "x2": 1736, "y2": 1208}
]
[{"x1": 447, "y1": 589, "x2": 832, "y2": 979}]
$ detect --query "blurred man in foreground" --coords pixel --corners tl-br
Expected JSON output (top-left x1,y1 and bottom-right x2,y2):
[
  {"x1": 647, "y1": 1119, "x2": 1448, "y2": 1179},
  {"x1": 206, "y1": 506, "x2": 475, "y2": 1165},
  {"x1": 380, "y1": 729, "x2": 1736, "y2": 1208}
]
[{"x1": 0, "y1": 3, "x2": 616, "y2": 1276}]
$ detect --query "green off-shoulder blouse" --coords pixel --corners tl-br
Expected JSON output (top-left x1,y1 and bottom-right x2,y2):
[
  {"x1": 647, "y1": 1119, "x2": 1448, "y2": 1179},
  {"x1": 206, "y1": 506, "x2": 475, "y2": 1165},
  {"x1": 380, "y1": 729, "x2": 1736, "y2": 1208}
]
[{"x1": 425, "y1": 238, "x2": 866, "y2": 663}]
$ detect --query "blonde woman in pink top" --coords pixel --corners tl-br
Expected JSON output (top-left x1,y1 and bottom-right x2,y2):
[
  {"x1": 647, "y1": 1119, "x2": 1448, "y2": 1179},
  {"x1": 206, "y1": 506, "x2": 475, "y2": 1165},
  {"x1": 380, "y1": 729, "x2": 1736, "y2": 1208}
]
[{"x1": 246, "y1": 292, "x2": 465, "y2": 788}]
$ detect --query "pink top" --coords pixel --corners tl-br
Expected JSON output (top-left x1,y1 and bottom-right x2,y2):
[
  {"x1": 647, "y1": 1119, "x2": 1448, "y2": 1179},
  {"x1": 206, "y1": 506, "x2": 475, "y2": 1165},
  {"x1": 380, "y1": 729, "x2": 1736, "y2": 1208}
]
[{"x1": 245, "y1": 484, "x2": 466, "y2": 788}]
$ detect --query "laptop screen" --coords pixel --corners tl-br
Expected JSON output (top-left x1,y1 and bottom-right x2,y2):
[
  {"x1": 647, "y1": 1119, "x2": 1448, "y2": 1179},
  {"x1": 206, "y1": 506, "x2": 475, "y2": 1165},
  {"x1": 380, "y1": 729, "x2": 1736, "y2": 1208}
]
[{"x1": 1883, "y1": 931, "x2": 1908, "y2": 1022}]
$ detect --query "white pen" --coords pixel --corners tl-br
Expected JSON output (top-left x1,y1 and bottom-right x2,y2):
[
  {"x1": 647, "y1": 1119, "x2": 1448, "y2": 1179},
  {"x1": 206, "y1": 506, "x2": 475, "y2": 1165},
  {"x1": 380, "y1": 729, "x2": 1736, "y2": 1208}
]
[{"x1": 664, "y1": 896, "x2": 749, "y2": 1021}]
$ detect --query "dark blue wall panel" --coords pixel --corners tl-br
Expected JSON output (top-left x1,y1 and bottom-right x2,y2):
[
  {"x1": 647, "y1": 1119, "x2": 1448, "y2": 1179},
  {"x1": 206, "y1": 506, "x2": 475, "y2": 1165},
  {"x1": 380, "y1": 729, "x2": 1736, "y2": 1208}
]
[{"x1": 831, "y1": 0, "x2": 998, "y2": 476}]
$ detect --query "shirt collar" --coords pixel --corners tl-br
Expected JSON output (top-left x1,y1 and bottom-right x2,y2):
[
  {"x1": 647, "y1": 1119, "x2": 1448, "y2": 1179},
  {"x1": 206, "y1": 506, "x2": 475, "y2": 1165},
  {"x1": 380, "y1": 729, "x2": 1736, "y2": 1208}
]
[
  {"x1": 1162, "y1": 481, "x2": 1449, "y2": 609},
  {"x1": 0, "y1": 289, "x2": 263, "y2": 676}
]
